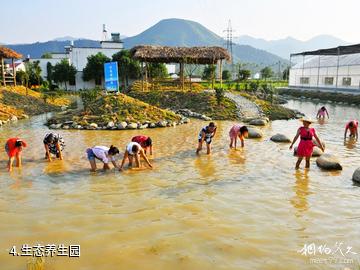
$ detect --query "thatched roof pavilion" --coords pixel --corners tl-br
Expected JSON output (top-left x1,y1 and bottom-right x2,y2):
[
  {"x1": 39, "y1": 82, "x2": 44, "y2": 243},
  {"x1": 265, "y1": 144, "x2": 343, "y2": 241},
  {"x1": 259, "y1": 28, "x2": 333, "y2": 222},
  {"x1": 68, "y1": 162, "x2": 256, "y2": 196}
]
[
  {"x1": 130, "y1": 45, "x2": 231, "y2": 90},
  {"x1": 0, "y1": 46, "x2": 23, "y2": 87},
  {"x1": 131, "y1": 45, "x2": 231, "y2": 64}
]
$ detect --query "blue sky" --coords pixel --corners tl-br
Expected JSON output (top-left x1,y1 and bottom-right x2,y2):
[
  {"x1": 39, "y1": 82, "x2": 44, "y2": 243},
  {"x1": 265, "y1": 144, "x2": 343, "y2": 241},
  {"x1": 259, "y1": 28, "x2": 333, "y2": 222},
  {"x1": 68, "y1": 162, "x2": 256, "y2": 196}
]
[{"x1": 2, "y1": 0, "x2": 359, "y2": 44}]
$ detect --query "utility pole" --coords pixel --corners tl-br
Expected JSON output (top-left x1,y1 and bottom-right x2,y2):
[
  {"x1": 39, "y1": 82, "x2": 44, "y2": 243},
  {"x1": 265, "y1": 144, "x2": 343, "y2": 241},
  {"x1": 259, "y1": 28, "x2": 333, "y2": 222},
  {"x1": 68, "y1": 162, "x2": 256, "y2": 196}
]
[{"x1": 223, "y1": 20, "x2": 236, "y2": 79}]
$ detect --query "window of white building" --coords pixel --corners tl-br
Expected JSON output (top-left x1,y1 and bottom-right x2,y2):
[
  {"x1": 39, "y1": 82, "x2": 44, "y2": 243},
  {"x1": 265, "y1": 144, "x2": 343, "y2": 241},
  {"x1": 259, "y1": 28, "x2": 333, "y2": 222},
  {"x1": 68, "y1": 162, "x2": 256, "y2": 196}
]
[
  {"x1": 300, "y1": 77, "x2": 309, "y2": 84},
  {"x1": 324, "y1": 77, "x2": 334, "y2": 85},
  {"x1": 342, "y1": 77, "x2": 351, "y2": 86}
]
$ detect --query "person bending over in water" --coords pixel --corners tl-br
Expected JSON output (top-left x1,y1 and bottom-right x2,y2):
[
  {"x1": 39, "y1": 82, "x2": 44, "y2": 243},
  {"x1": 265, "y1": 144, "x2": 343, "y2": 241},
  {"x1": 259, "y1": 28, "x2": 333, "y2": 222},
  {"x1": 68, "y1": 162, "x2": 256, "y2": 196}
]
[
  {"x1": 86, "y1": 145, "x2": 120, "y2": 172},
  {"x1": 229, "y1": 125, "x2": 248, "y2": 149},
  {"x1": 196, "y1": 122, "x2": 217, "y2": 155},
  {"x1": 119, "y1": 142, "x2": 152, "y2": 171},
  {"x1": 131, "y1": 135, "x2": 153, "y2": 155},
  {"x1": 344, "y1": 120, "x2": 358, "y2": 140},
  {"x1": 5, "y1": 138, "x2": 27, "y2": 172},
  {"x1": 43, "y1": 133, "x2": 65, "y2": 162},
  {"x1": 289, "y1": 118, "x2": 324, "y2": 170},
  {"x1": 316, "y1": 106, "x2": 329, "y2": 119}
]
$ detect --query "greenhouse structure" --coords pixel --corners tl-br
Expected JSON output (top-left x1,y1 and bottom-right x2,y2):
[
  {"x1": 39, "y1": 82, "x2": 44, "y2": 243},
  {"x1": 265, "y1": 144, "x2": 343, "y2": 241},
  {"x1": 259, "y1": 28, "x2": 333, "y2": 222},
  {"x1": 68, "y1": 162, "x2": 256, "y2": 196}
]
[{"x1": 289, "y1": 44, "x2": 360, "y2": 92}]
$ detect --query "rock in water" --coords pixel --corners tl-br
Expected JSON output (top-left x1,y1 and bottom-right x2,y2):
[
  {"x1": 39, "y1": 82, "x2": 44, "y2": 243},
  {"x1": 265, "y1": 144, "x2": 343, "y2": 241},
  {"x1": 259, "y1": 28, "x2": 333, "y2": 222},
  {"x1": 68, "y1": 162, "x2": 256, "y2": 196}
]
[
  {"x1": 89, "y1": 123, "x2": 98, "y2": 129},
  {"x1": 249, "y1": 119, "x2": 267, "y2": 126},
  {"x1": 157, "y1": 121, "x2": 168, "y2": 127},
  {"x1": 10, "y1": 115, "x2": 18, "y2": 122},
  {"x1": 117, "y1": 122, "x2": 127, "y2": 129},
  {"x1": 127, "y1": 123, "x2": 138, "y2": 129},
  {"x1": 294, "y1": 146, "x2": 323, "y2": 157},
  {"x1": 270, "y1": 133, "x2": 291, "y2": 143},
  {"x1": 247, "y1": 127, "x2": 263, "y2": 139},
  {"x1": 352, "y1": 168, "x2": 360, "y2": 183},
  {"x1": 316, "y1": 154, "x2": 342, "y2": 170},
  {"x1": 107, "y1": 121, "x2": 115, "y2": 128}
]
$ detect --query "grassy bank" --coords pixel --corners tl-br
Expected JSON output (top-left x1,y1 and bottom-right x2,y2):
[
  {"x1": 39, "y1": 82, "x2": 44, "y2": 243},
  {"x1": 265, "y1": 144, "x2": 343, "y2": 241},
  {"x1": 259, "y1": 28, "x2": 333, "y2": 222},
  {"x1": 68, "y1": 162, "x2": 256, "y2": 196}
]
[
  {"x1": 128, "y1": 90, "x2": 239, "y2": 120},
  {"x1": 240, "y1": 92, "x2": 299, "y2": 120},
  {"x1": 278, "y1": 88, "x2": 360, "y2": 105},
  {"x1": 0, "y1": 86, "x2": 70, "y2": 122},
  {"x1": 48, "y1": 92, "x2": 181, "y2": 127},
  {"x1": 201, "y1": 80, "x2": 288, "y2": 91}
]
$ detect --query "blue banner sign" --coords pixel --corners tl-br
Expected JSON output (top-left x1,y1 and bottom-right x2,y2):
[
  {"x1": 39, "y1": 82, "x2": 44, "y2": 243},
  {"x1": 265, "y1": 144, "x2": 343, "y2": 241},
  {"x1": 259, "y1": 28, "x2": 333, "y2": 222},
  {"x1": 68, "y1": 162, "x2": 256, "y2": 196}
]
[{"x1": 104, "y1": 62, "x2": 119, "y2": 91}]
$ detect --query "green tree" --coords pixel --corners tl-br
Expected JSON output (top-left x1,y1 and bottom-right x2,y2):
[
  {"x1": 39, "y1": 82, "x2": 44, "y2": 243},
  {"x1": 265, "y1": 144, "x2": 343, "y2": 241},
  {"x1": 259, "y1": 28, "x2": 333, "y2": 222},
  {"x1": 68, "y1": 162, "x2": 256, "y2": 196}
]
[
  {"x1": 16, "y1": 70, "x2": 29, "y2": 86},
  {"x1": 238, "y1": 69, "x2": 251, "y2": 81},
  {"x1": 222, "y1": 70, "x2": 231, "y2": 81},
  {"x1": 41, "y1": 52, "x2": 53, "y2": 59},
  {"x1": 260, "y1": 67, "x2": 273, "y2": 81},
  {"x1": 46, "y1": 62, "x2": 53, "y2": 84},
  {"x1": 83, "y1": 52, "x2": 111, "y2": 85},
  {"x1": 112, "y1": 50, "x2": 141, "y2": 87},
  {"x1": 24, "y1": 61, "x2": 43, "y2": 86},
  {"x1": 202, "y1": 65, "x2": 216, "y2": 80},
  {"x1": 283, "y1": 66, "x2": 290, "y2": 81},
  {"x1": 147, "y1": 63, "x2": 168, "y2": 79},
  {"x1": 53, "y1": 59, "x2": 77, "y2": 90}
]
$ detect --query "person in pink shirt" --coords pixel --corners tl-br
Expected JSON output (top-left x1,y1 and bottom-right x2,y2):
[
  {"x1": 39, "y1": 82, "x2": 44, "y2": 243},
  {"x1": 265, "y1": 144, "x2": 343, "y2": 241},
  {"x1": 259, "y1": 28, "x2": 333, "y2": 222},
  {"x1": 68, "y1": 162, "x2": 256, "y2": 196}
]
[
  {"x1": 229, "y1": 125, "x2": 248, "y2": 149},
  {"x1": 316, "y1": 106, "x2": 329, "y2": 119}
]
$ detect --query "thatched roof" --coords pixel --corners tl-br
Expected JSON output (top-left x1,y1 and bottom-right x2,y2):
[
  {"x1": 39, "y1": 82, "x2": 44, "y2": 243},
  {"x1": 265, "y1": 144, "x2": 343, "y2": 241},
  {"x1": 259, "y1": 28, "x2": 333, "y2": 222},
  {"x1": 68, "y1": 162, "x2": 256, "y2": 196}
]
[
  {"x1": 130, "y1": 45, "x2": 231, "y2": 64},
  {"x1": 0, "y1": 46, "x2": 23, "y2": 59}
]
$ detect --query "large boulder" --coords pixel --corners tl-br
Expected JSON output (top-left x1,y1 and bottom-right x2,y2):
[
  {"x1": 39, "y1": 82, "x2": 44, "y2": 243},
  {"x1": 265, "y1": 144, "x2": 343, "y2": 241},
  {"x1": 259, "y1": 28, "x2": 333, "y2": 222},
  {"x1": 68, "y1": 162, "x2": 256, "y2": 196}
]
[
  {"x1": 249, "y1": 118, "x2": 267, "y2": 126},
  {"x1": 107, "y1": 121, "x2": 115, "y2": 129},
  {"x1": 117, "y1": 122, "x2": 127, "y2": 130},
  {"x1": 157, "y1": 121, "x2": 168, "y2": 127},
  {"x1": 127, "y1": 123, "x2": 138, "y2": 129},
  {"x1": 247, "y1": 127, "x2": 263, "y2": 139},
  {"x1": 294, "y1": 146, "x2": 323, "y2": 157},
  {"x1": 352, "y1": 168, "x2": 360, "y2": 183},
  {"x1": 270, "y1": 133, "x2": 291, "y2": 143},
  {"x1": 313, "y1": 138, "x2": 325, "y2": 149},
  {"x1": 316, "y1": 154, "x2": 342, "y2": 170},
  {"x1": 89, "y1": 123, "x2": 98, "y2": 129}
]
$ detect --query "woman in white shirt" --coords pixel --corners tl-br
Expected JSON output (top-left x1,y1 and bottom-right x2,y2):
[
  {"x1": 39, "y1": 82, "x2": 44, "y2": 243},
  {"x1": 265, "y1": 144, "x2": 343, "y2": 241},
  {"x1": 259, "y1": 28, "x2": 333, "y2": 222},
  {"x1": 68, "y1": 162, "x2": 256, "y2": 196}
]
[
  {"x1": 86, "y1": 145, "x2": 120, "y2": 172},
  {"x1": 119, "y1": 142, "x2": 152, "y2": 171}
]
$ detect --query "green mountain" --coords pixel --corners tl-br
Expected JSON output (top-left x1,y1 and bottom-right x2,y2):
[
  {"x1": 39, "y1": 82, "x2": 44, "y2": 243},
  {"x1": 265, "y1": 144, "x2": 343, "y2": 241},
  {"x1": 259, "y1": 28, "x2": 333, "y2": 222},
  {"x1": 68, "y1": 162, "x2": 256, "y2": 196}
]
[
  {"x1": 123, "y1": 19, "x2": 286, "y2": 66},
  {"x1": 4, "y1": 18, "x2": 286, "y2": 67}
]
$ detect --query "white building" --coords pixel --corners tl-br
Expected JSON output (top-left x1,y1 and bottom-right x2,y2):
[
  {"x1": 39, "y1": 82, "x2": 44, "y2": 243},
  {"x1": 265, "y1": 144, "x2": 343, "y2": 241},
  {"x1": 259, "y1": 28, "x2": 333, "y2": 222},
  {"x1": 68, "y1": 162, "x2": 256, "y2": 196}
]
[
  {"x1": 289, "y1": 44, "x2": 360, "y2": 92},
  {"x1": 30, "y1": 33, "x2": 124, "y2": 90}
]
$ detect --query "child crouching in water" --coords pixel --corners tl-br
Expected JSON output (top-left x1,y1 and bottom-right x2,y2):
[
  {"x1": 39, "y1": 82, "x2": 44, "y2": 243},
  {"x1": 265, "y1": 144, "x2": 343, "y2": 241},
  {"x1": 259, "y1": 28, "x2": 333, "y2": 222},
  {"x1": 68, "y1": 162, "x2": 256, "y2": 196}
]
[{"x1": 229, "y1": 125, "x2": 248, "y2": 149}]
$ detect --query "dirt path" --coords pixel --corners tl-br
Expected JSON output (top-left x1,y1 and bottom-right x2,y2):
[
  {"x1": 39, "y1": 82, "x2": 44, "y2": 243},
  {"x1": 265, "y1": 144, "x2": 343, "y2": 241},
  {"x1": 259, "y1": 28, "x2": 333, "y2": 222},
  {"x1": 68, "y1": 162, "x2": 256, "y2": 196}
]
[{"x1": 224, "y1": 91, "x2": 263, "y2": 120}]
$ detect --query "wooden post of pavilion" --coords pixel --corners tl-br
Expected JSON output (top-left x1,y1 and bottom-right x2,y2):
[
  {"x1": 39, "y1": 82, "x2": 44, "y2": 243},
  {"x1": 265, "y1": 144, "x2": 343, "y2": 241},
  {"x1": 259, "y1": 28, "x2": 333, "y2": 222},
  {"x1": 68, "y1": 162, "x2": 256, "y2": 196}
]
[
  {"x1": 180, "y1": 62, "x2": 184, "y2": 90},
  {"x1": 144, "y1": 62, "x2": 148, "y2": 91},
  {"x1": 219, "y1": 59, "x2": 223, "y2": 88},
  {"x1": 12, "y1": 58, "x2": 16, "y2": 86},
  {"x1": 141, "y1": 62, "x2": 144, "y2": 91},
  {"x1": 1, "y1": 57, "x2": 5, "y2": 87},
  {"x1": 211, "y1": 62, "x2": 215, "y2": 90}
]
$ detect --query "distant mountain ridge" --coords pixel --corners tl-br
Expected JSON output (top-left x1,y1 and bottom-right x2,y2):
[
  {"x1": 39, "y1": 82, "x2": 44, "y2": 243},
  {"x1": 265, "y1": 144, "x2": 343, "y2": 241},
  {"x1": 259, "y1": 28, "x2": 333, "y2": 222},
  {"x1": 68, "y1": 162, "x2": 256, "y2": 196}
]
[
  {"x1": 5, "y1": 18, "x2": 285, "y2": 67},
  {"x1": 234, "y1": 35, "x2": 350, "y2": 59}
]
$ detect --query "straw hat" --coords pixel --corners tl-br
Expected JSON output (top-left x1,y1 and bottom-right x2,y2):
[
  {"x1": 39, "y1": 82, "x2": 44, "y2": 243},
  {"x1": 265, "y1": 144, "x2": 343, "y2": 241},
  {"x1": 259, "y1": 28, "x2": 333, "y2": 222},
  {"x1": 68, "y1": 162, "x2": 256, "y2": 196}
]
[{"x1": 300, "y1": 117, "x2": 315, "y2": 123}]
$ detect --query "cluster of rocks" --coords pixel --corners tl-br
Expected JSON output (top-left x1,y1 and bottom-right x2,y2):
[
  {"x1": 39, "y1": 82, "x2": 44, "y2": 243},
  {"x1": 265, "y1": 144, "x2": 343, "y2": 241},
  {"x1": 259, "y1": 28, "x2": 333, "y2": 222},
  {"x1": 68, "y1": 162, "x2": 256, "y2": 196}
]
[
  {"x1": 0, "y1": 114, "x2": 28, "y2": 127},
  {"x1": 48, "y1": 118, "x2": 190, "y2": 131},
  {"x1": 244, "y1": 117, "x2": 270, "y2": 126},
  {"x1": 174, "y1": 109, "x2": 212, "y2": 121}
]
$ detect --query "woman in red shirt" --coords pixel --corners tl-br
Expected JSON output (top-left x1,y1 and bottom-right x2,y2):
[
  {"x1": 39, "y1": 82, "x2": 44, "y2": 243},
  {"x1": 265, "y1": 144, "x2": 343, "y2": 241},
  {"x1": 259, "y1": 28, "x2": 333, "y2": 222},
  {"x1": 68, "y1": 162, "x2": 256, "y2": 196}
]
[
  {"x1": 5, "y1": 138, "x2": 27, "y2": 172},
  {"x1": 344, "y1": 120, "x2": 358, "y2": 140},
  {"x1": 131, "y1": 135, "x2": 153, "y2": 155}
]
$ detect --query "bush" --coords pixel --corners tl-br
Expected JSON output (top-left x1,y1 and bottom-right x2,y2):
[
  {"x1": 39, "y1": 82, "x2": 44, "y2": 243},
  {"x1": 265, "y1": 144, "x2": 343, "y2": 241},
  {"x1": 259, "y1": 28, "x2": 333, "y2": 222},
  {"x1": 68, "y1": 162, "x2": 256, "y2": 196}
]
[{"x1": 215, "y1": 87, "x2": 225, "y2": 105}]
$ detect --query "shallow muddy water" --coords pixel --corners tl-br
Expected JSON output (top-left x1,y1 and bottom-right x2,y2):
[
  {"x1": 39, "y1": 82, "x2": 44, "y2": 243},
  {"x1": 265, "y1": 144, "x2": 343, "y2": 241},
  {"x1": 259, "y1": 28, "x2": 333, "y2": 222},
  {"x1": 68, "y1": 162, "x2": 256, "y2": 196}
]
[{"x1": 1, "y1": 100, "x2": 360, "y2": 270}]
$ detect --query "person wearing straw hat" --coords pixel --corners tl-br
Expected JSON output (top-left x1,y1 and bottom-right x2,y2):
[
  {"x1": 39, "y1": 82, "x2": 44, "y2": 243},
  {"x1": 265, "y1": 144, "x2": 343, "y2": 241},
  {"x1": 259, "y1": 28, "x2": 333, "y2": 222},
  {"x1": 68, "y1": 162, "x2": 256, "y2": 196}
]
[{"x1": 289, "y1": 117, "x2": 324, "y2": 169}]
